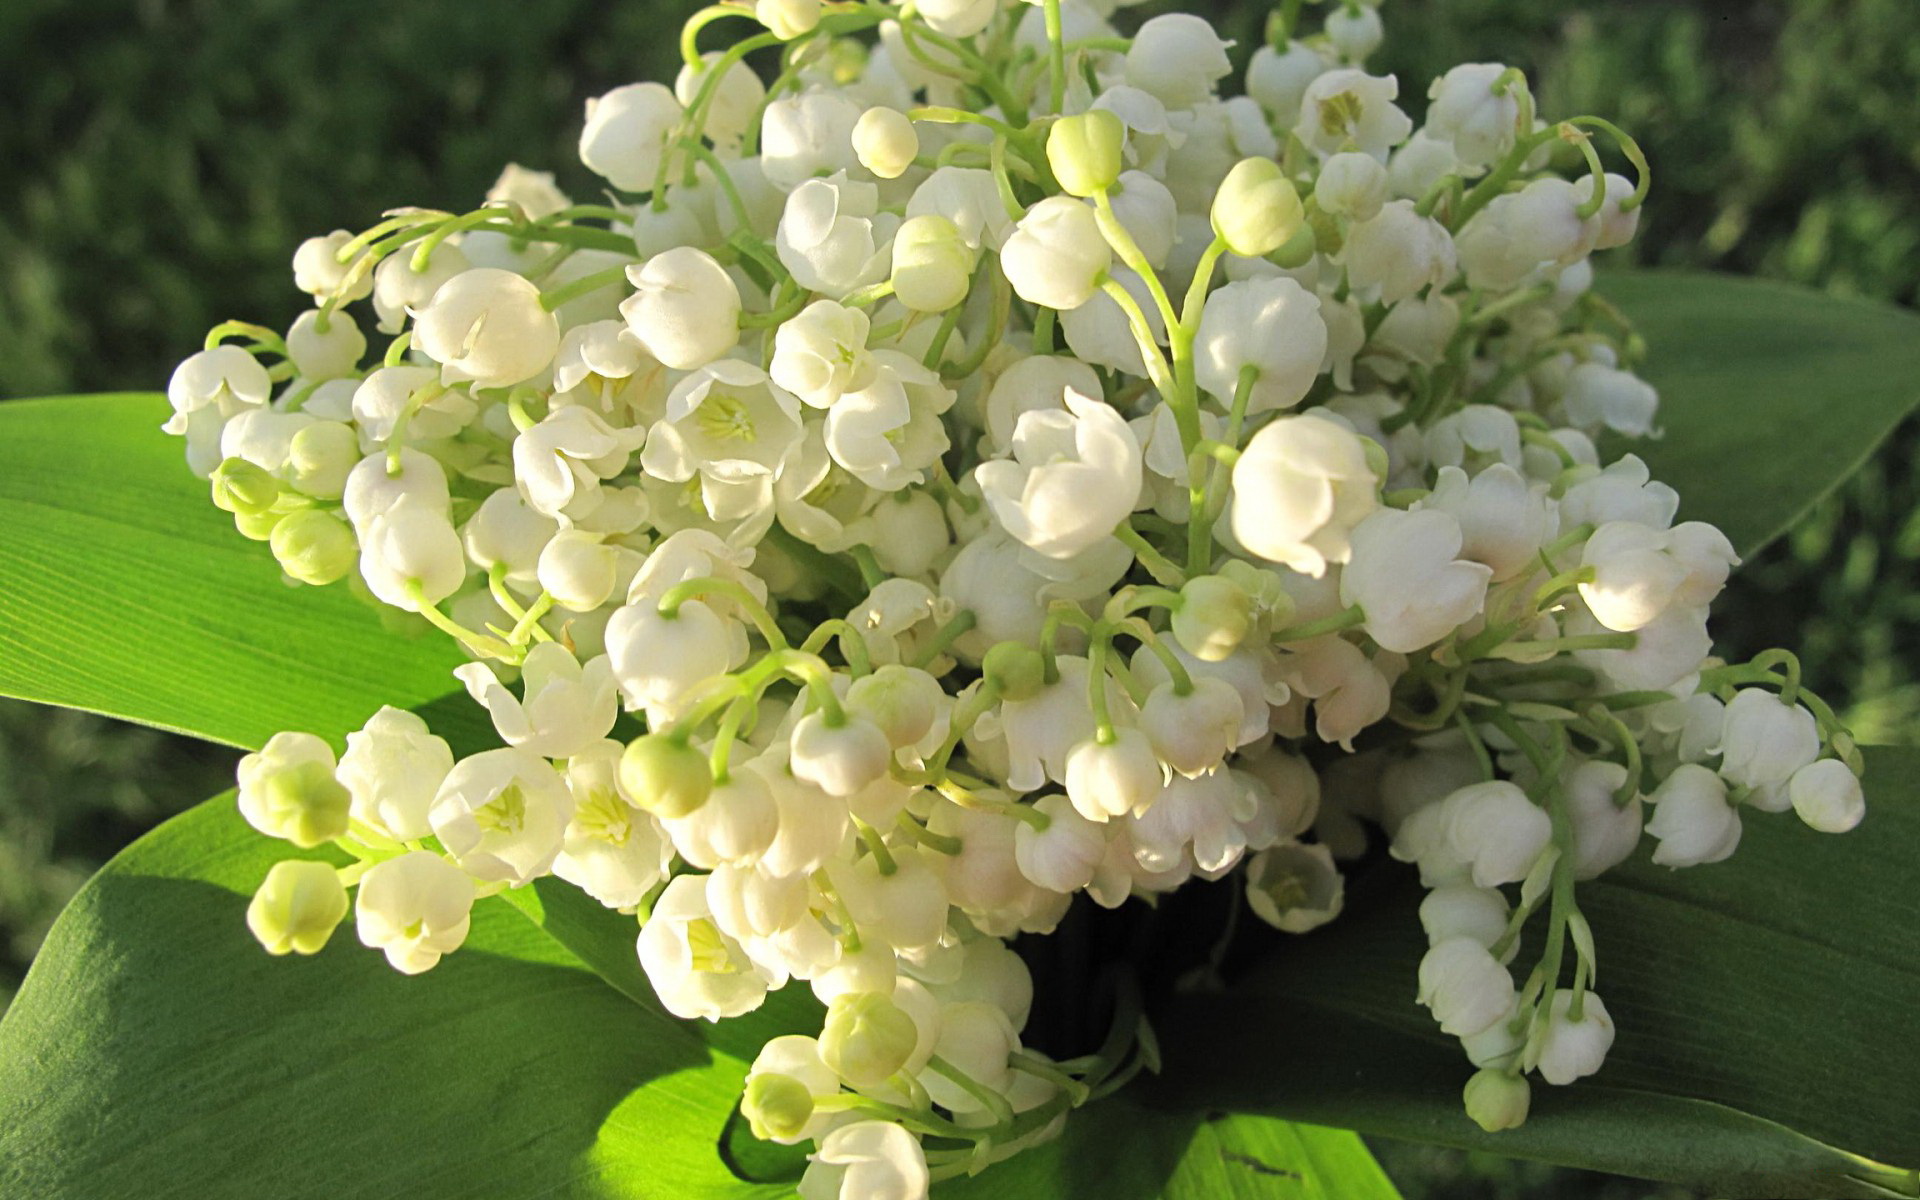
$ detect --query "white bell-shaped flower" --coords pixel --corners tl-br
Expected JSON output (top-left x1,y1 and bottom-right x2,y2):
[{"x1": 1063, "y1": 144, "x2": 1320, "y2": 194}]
[
  {"x1": 428, "y1": 748, "x2": 574, "y2": 886},
  {"x1": 1342, "y1": 200, "x2": 1457, "y2": 305},
  {"x1": 675, "y1": 52, "x2": 767, "y2": 150},
  {"x1": 356, "y1": 499, "x2": 466, "y2": 613},
  {"x1": 553, "y1": 741, "x2": 672, "y2": 909},
  {"x1": 760, "y1": 90, "x2": 863, "y2": 191},
  {"x1": 454, "y1": 642, "x2": 619, "y2": 759},
  {"x1": 1342, "y1": 508, "x2": 1492, "y2": 652},
  {"x1": 354, "y1": 851, "x2": 476, "y2": 975},
  {"x1": 247, "y1": 859, "x2": 350, "y2": 956},
  {"x1": 412, "y1": 268, "x2": 559, "y2": 390},
  {"x1": 770, "y1": 299, "x2": 875, "y2": 409},
  {"x1": 1533, "y1": 991, "x2": 1615, "y2": 1086},
  {"x1": 1425, "y1": 63, "x2": 1521, "y2": 168},
  {"x1": 1421, "y1": 464, "x2": 1555, "y2": 582},
  {"x1": 1564, "y1": 363, "x2": 1658, "y2": 437},
  {"x1": 1646, "y1": 763, "x2": 1741, "y2": 867},
  {"x1": 1419, "y1": 884, "x2": 1510, "y2": 950},
  {"x1": 1013, "y1": 793, "x2": 1108, "y2": 893},
  {"x1": 1787, "y1": 759, "x2": 1865, "y2": 834},
  {"x1": 1294, "y1": 68, "x2": 1412, "y2": 161},
  {"x1": 1140, "y1": 677, "x2": 1244, "y2": 778},
  {"x1": 776, "y1": 173, "x2": 895, "y2": 298},
  {"x1": 1314, "y1": 150, "x2": 1390, "y2": 221},
  {"x1": 999, "y1": 196, "x2": 1111, "y2": 312},
  {"x1": 1247, "y1": 40, "x2": 1331, "y2": 127},
  {"x1": 579, "y1": 82, "x2": 682, "y2": 192},
  {"x1": 639, "y1": 874, "x2": 783, "y2": 1020},
  {"x1": 976, "y1": 388, "x2": 1142, "y2": 560},
  {"x1": 1124, "y1": 14, "x2": 1232, "y2": 108},
  {"x1": 825, "y1": 351, "x2": 956, "y2": 491},
  {"x1": 351, "y1": 365, "x2": 477, "y2": 446},
  {"x1": 337, "y1": 706, "x2": 454, "y2": 841},
  {"x1": 790, "y1": 709, "x2": 893, "y2": 798},
  {"x1": 1417, "y1": 936, "x2": 1515, "y2": 1038},
  {"x1": 286, "y1": 310, "x2": 365, "y2": 381},
  {"x1": 605, "y1": 597, "x2": 736, "y2": 723},
  {"x1": 1564, "y1": 760, "x2": 1643, "y2": 880},
  {"x1": 1064, "y1": 727, "x2": 1164, "y2": 823},
  {"x1": 830, "y1": 848, "x2": 950, "y2": 952},
  {"x1": 373, "y1": 240, "x2": 471, "y2": 334},
  {"x1": 1228, "y1": 413, "x2": 1379, "y2": 576},
  {"x1": 640, "y1": 359, "x2": 805, "y2": 524},
  {"x1": 620, "y1": 247, "x2": 742, "y2": 370},
  {"x1": 1195, "y1": 277, "x2": 1328, "y2": 415},
  {"x1": 798, "y1": 1120, "x2": 929, "y2": 1200},
  {"x1": 1442, "y1": 780, "x2": 1552, "y2": 888},
  {"x1": 1714, "y1": 688, "x2": 1820, "y2": 790},
  {"x1": 292, "y1": 230, "x2": 373, "y2": 302},
  {"x1": 1244, "y1": 841, "x2": 1344, "y2": 933},
  {"x1": 663, "y1": 766, "x2": 781, "y2": 869}
]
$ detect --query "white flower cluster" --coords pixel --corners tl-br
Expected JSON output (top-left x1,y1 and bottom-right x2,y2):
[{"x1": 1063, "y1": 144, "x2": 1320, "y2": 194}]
[{"x1": 180, "y1": 0, "x2": 1867, "y2": 1187}]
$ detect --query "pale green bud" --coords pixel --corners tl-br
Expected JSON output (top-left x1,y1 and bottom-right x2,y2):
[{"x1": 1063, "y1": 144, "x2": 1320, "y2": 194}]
[
  {"x1": 1047, "y1": 111, "x2": 1125, "y2": 199},
  {"x1": 983, "y1": 641, "x2": 1047, "y2": 701},
  {"x1": 232, "y1": 505, "x2": 289, "y2": 542},
  {"x1": 246, "y1": 859, "x2": 350, "y2": 955},
  {"x1": 1171, "y1": 574, "x2": 1253, "y2": 662},
  {"x1": 1211, "y1": 158, "x2": 1306, "y2": 257},
  {"x1": 211, "y1": 456, "x2": 281, "y2": 516},
  {"x1": 890, "y1": 214, "x2": 975, "y2": 313},
  {"x1": 237, "y1": 732, "x2": 352, "y2": 849},
  {"x1": 1463, "y1": 1068, "x2": 1531, "y2": 1132},
  {"x1": 742, "y1": 1072, "x2": 816, "y2": 1143},
  {"x1": 271, "y1": 508, "x2": 357, "y2": 586},
  {"x1": 619, "y1": 734, "x2": 713, "y2": 818},
  {"x1": 853, "y1": 106, "x2": 918, "y2": 181},
  {"x1": 287, "y1": 421, "x2": 359, "y2": 500},
  {"x1": 819, "y1": 991, "x2": 918, "y2": 1088}
]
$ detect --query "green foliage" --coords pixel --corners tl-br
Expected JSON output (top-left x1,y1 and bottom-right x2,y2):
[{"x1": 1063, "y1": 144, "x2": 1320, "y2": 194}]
[{"x1": 0, "y1": 394, "x2": 472, "y2": 750}]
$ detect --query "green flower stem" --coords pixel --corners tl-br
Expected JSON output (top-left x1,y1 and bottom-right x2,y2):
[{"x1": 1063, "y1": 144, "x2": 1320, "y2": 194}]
[
  {"x1": 1115, "y1": 616, "x2": 1195, "y2": 696},
  {"x1": 656, "y1": 576, "x2": 788, "y2": 648},
  {"x1": 927, "y1": 1055, "x2": 1017, "y2": 1125},
  {"x1": 800, "y1": 617, "x2": 875, "y2": 675},
  {"x1": 403, "y1": 580, "x2": 519, "y2": 662},
  {"x1": 1043, "y1": 0, "x2": 1067, "y2": 114},
  {"x1": 909, "y1": 609, "x2": 977, "y2": 669},
  {"x1": 202, "y1": 321, "x2": 288, "y2": 356},
  {"x1": 853, "y1": 815, "x2": 898, "y2": 875},
  {"x1": 538, "y1": 263, "x2": 632, "y2": 312},
  {"x1": 1271, "y1": 604, "x2": 1367, "y2": 643},
  {"x1": 1113, "y1": 522, "x2": 1186, "y2": 588},
  {"x1": 895, "y1": 812, "x2": 964, "y2": 856}
]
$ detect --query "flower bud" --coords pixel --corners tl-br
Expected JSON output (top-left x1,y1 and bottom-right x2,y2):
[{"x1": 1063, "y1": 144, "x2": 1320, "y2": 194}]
[
  {"x1": 742, "y1": 1072, "x2": 816, "y2": 1143},
  {"x1": 237, "y1": 732, "x2": 352, "y2": 849},
  {"x1": 1047, "y1": 111, "x2": 1126, "y2": 199},
  {"x1": 211, "y1": 456, "x2": 281, "y2": 516},
  {"x1": 1171, "y1": 574, "x2": 1253, "y2": 662},
  {"x1": 620, "y1": 246, "x2": 742, "y2": 370},
  {"x1": 755, "y1": 0, "x2": 820, "y2": 39},
  {"x1": 1463, "y1": 1069, "x2": 1530, "y2": 1132},
  {"x1": 1646, "y1": 763, "x2": 1740, "y2": 867},
  {"x1": 578, "y1": 82, "x2": 682, "y2": 193},
  {"x1": 1715, "y1": 688, "x2": 1819, "y2": 790},
  {"x1": 1325, "y1": 4, "x2": 1384, "y2": 61},
  {"x1": 619, "y1": 734, "x2": 714, "y2": 818},
  {"x1": 853, "y1": 106, "x2": 918, "y2": 180},
  {"x1": 1210, "y1": 158, "x2": 1305, "y2": 257},
  {"x1": 1788, "y1": 759, "x2": 1865, "y2": 834},
  {"x1": 286, "y1": 421, "x2": 358, "y2": 500},
  {"x1": 983, "y1": 642, "x2": 1048, "y2": 701},
  {"x1": 269, "y1": 508, "x2": 357, "y2": 586},
  {"x1": 246, "y1": 859, "x2": 349, "y2": 956},
  {"x1": 891, "y1": 214, "x2": 974, "y2": 313},
  {"x1": 820, "y1": 991, "x2": 921, "y2": 1087}
]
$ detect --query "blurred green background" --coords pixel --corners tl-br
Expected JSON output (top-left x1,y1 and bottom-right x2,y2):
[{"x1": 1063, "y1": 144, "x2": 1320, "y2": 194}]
[{"x1": 2, "y1": 0, "x2": 1914, "y2": 1195}]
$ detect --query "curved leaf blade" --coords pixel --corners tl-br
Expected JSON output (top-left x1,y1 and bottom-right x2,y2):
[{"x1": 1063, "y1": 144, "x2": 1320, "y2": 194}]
[
  {"x1": 1599, "y1": 271, "x2": 1920, "y2": 558},
  {"x1": 1149, "y1": 746, "x2": 1920, "y2": 1198},
  {"x1": 0, "y1": 393, "x2": 466, "y2": 750}
]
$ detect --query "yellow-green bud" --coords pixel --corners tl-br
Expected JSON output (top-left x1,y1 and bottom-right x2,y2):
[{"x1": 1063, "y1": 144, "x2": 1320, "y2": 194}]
[
  {"x1": 287, "y1": 421, "x2": 359, "y2": 500},
  {"x1": 983, "y1": 641, "x2": 1047, "y2": 701},
  {"x1": 1463, "y1": 1068, "x2": 1531, "y2": 1132},
  {"x1": 211, "y1": 456, "x2": 281, "y2": 516},
  {"x1": 271, "y1": 508, "x2": 357, "y2": 586},
  {"x1": 619, "y1": 734, "x2": 713, "y2": 818},
  {"x1": 1210, "y1": 158, "x2": 1306, "y2": 257},
  {"x1": 252, "y1": 759, "x2": 352, "y2": 848},
  {"x1": 232, "y1": 506, "x2": 289, "y2": 542},
  {"x1": 1046, "y1": 111, "x2": 1125, "y2": 199},
  {"x1": 891, "y1": 214, "x2": 975, "y2": 313},
  {"x1": 853, "y1": 106, "x2": 919, "y2": 181},
  {"x1": 1171, "y1": 575, "x2": 1253, "y2": 662},
  {"x1": 246, "y1": 859, "x2": 350, "y2": 955},
  {"x1": 1269, "y1": 222, "x2": 1318, "y2": 269},
  {"x1": 742, "y1": 1072, "x2": 816, "y2": 1142},
  {"x1": 818, "y1": 991, "x2": 918, "y2": 1088}
]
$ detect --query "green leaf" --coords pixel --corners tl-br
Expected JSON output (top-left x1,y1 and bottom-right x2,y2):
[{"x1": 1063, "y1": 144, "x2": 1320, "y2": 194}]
[
  {"x1": 1600, "y1": 271, "x2": 1920, "y2": 558},
  {"x1": 1148, "y1": 745, "x2": 1920, "y2": 1199},
  {"x1": 0, "y1": 794, "x2": 787, "y2": 1200},
  {"x1": 1162, "y1": 1116, "x2": 1404, "y2": 1200},
  {"x1": 0, "y1": 393, "x2": 468, "y2": 750}
]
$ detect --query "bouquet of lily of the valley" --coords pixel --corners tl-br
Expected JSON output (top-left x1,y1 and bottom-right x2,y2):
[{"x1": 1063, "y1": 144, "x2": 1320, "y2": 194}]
[{"x1": 4, "y1": 1, "x2": 1919, "y2": 1197}]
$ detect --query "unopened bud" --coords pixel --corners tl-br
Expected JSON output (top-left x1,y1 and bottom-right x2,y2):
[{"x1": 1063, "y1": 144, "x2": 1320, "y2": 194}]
[
  {"x1": 891, "y1": 214, "x2": 974, "y2": 313},
  {"x1": 743, "y1": 1072, "x2": 816, "y2": 1142},
  {"x1": 246, "y1": 859, "x2": 350, "y2": 955},
  {"x1": 237, "y1": 732, "x2": 352, "y2": 848},
  {"x1": 854, "y1": 107, "x2": 919, "y2": 180},
  {"x1": 1211, "y1": 157, "x2": 1306, "y2": 257},
  {"x1": 1463, "y1": 1068, "x2": 1530, "y2": 1132},
  {"x1": 271, "y1": 508, "x2": 358, "y2": 586},
  {"x1": 211, "y1": 456, "x2": 281, "y2": 516},
  {"x1": 619, "y1": 733, "x2": 713, "y2": 818},
  {"x1": 983, "y1": 641, "x2": 1047, "y2": 701},
  {"x1": 819, "y1": 991, "x2": 919, "y2": 1087},
  {"x1": 1047, "y1": 111, "x2": 1125, "y2": 199},
  {"x1": 1171, "y1": 574, "x2": 1253, "y2": 662}
]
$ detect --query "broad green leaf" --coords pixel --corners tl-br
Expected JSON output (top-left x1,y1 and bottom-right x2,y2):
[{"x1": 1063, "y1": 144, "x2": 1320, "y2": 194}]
[
  {"x1": 1600, "y1": 271, "x2": 1920, "y2": 558},
  {"x1": 0, "y1": 392, "x2": 467, "y2": 750},
  {"x1": 1162, "y1": 1116, "x2": 1404, "y2": 1200},
  {"x1": 1148, "y1": 745, "x2": 1920, "y2": 1199}
]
